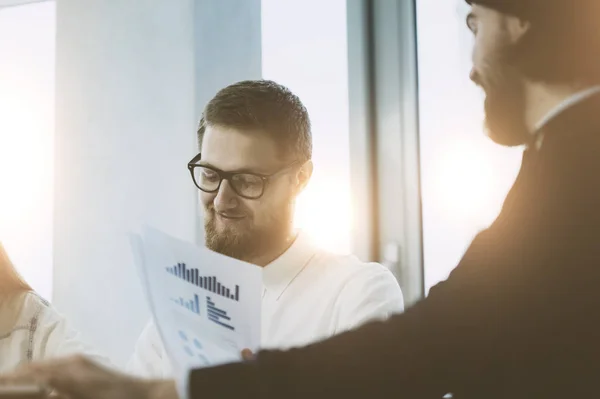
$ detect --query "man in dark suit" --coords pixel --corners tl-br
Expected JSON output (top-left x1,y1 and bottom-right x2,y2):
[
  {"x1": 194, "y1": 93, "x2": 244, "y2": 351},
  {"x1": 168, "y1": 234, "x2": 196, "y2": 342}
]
[{"x1": 2, "y1": 0, "x2": 600, "y2": 398}]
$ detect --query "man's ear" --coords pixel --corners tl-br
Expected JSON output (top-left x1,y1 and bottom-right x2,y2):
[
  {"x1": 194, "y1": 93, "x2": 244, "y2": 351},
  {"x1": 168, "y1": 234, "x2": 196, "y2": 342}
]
[
  {"x1": 294, "y1": 160, "x2": 313, "y2": 194},
  {"x1": 506, "y1": 15, "x2": 530, "y2": 44}
]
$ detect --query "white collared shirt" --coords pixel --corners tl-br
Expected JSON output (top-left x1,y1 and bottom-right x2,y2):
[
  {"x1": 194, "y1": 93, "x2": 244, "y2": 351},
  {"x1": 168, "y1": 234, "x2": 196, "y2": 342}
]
[{"x1": 128, "y1": 231, "x2": 404, "y2": 378}]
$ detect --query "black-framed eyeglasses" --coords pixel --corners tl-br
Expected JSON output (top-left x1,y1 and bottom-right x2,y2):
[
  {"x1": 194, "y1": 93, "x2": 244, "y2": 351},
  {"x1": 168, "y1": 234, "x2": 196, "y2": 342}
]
[{"x1": 187, "y1": 153, "x2": 299, "y2": 200}]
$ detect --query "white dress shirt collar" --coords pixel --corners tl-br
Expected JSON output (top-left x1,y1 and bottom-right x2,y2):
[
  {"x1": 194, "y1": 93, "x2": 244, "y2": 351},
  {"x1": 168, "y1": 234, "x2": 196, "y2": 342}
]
[
  {"x1": 532, "y1": 85, "x2": 600, "y2": 149},
  {"x1": 262, "y1": 231, "x2": 317, "y2": 300},
  {"x1": 535, "y1": 86, "x2": 600, "y2": 132}
]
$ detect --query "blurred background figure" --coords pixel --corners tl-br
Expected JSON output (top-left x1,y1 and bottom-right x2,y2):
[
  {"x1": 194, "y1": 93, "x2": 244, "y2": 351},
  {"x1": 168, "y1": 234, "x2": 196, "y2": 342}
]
[{"x1": 0, "y1": 242, "x2": 109, "y2": 373}]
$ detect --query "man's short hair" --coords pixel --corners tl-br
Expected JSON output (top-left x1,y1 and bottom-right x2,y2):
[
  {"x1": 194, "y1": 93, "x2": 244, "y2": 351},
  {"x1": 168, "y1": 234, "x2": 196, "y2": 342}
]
[{"x1": 197, "y1": 80, "x2": 312, "y2": 163}]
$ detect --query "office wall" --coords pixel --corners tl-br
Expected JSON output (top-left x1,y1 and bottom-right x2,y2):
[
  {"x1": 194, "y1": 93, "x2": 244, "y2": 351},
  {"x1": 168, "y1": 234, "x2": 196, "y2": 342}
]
[
  {"x1": 53, "y1": 0, "x2": 197, "y2": 366},
  {"x1": 52, "y1": 0, "x2": 263, "y2": 367},
  {"x1": 194, "y1": 0, "x2": 262, "y2": 116}
]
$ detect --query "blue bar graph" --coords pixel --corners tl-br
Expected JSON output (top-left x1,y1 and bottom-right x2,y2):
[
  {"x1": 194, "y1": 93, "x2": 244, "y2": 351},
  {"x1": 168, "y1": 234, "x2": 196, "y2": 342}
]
[
  {"x1": 166, "y1": 263, "x2": 240, "y2": 301},
  {"x1": 171, "y1": 294, "x2": 200, "y2": 315},
  {"x1": 206, "y1": 297, "x2": 235, "y2": 331}
]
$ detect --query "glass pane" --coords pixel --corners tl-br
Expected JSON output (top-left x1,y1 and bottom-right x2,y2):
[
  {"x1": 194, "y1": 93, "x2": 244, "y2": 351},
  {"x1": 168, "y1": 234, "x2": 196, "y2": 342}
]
[
  {"x1": 195, "y1": 166, "x2": 220, "y2": 190},
  {"x1": 231, "y1": 174, "x2": 264, "y2": 198},
  {"x1": 261, "y1": 0, "x2": 351, "y2": 254},
  {"x1": 0, "y1": 1, "x2": 55, "y2": 299},
  {"x1": 416, "y1": 0, "x2": 523, "y2": 293}
]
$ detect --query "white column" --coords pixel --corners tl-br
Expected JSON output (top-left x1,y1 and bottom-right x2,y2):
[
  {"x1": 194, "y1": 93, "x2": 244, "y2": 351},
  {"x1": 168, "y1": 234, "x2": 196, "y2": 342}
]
[
  {"x1": 53, "y1": 0, "x2": 197, "y2": 365},
  {"x1": 194, "y1": 0, "x2": 262, "y2": 115}
]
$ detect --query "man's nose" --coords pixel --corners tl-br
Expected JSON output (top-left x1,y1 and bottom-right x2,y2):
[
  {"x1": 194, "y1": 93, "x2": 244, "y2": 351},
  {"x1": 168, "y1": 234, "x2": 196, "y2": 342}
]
[
  {"x1": 469, "y1": 67, "x2": 477, "y2": 83},
  {"x1": 213, "y1": 180, "x2": 239, "y2": 211}
]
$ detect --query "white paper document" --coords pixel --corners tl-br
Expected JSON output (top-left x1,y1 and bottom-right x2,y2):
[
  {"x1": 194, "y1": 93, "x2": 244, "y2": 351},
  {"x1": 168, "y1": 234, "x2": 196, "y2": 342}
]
[{"x1": 130, "y1": 226, "x2": 262, "y2": 375}]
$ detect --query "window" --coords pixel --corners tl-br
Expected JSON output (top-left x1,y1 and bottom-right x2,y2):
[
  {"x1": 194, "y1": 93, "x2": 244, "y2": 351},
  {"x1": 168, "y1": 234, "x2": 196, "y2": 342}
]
[
  {"x1": 416, "y1": 0, "x2": 523, "y2": 292},
  {"x1": 261, "y1": 0, "x2": 352, "y2": 254},
  {"x1": 0, "y1": 1, "x2": 55, "y2": 299}
]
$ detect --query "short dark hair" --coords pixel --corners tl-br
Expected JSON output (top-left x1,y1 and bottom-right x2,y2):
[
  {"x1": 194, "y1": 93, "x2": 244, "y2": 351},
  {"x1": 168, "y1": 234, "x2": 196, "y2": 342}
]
[
  {"x1": 510, "y1": 2, "x2": 600, "y2": 85},
  {"x1": 197, "y1": 80, "x2": 312, "y2": 162}
]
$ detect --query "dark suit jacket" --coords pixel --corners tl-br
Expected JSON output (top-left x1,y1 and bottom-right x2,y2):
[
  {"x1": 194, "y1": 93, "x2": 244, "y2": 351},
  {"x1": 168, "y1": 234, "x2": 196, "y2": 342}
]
[{"x1": 189, "y1": 92, "x2": 600, "y2": 399}]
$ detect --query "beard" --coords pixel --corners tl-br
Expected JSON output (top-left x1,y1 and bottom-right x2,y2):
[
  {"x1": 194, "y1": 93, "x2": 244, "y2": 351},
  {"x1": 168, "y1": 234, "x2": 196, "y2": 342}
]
[
  {"x1": 472, "y1": 55, "x2": 529, "y2": 147},
  {"x1": 204, "y1": 199, "x2": 294, "y2": 263}
]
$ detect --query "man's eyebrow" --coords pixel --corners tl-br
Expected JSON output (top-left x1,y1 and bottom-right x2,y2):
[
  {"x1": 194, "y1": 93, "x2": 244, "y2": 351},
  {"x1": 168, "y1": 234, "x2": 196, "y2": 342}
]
[
  {"x1": 196, "y1": 162, "x2": 265, "y2": 175},
  {"x1": 196, "y1": 161, "x2": 213, "y2": 168}
]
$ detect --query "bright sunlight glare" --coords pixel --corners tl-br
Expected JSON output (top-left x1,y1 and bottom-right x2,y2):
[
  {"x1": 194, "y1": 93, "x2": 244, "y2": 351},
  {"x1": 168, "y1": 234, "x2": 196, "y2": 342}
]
[
  {"x1": 0, "y1": 2, "x2": 55, "y2": 299},
  {"x1": 294, "y1": 178, "x2": 353, "y2": 255},
  {"x1": 262, "y1": 0, "x2": 352, "y2": 255},
  {"x1": 429, "y1": 138, "x2": 497, "y2": 228}
]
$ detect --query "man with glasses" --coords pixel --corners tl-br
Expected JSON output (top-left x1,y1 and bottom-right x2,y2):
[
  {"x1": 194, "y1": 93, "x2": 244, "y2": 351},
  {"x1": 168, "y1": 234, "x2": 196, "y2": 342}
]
[{"x1": 127, "y1": 79, "x2": 404, "y2": 377}]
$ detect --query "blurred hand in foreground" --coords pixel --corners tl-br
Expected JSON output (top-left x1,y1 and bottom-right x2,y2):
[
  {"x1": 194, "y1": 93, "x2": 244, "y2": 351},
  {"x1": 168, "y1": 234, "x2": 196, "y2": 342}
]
[{"x1": 0, "y1": 356, "x2": 177, "y2": 399}]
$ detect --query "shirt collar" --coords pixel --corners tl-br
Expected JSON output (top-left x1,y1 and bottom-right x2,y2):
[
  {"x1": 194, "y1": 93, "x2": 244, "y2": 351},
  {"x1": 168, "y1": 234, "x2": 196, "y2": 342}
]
[
  {"x1": 534, "y1": 86, "x2": 600, "y2": 145},
  {"x1": 262, "y1": 230, "x2": 318, "y2": 300},
  {"x1": 532, "y1": 86, "x2": 600, "y2": 150}
]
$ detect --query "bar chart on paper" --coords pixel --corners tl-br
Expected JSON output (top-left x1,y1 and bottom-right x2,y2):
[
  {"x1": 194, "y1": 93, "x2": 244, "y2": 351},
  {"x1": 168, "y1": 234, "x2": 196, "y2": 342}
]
[
  {"x1": 133, "y1": 226, "x2": 262, "y2": 371},
  {"x1": 171, "y1": 294, "x2": 200, "y2": 315},
  {"x1": 207, "y1": 297, "x2": 235, "y2": 331},
  {"x1": 168, "y1": 290, "x2": 237, "y2": 331},
  {"x1": 166, "y1": 263, "x2": 240, "y2": 301}
]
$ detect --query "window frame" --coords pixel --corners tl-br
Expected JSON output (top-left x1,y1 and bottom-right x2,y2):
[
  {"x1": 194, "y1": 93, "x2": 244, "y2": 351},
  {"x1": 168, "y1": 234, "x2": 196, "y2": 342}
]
[{"x1": 346, "y1": 0, "x2": 424, "y2": 305}]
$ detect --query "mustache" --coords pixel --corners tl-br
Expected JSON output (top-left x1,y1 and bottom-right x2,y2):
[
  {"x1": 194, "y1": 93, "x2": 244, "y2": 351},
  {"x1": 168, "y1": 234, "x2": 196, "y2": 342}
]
[{"x1": 205, "y1": 204, "x2": 248, "y2": 219}]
